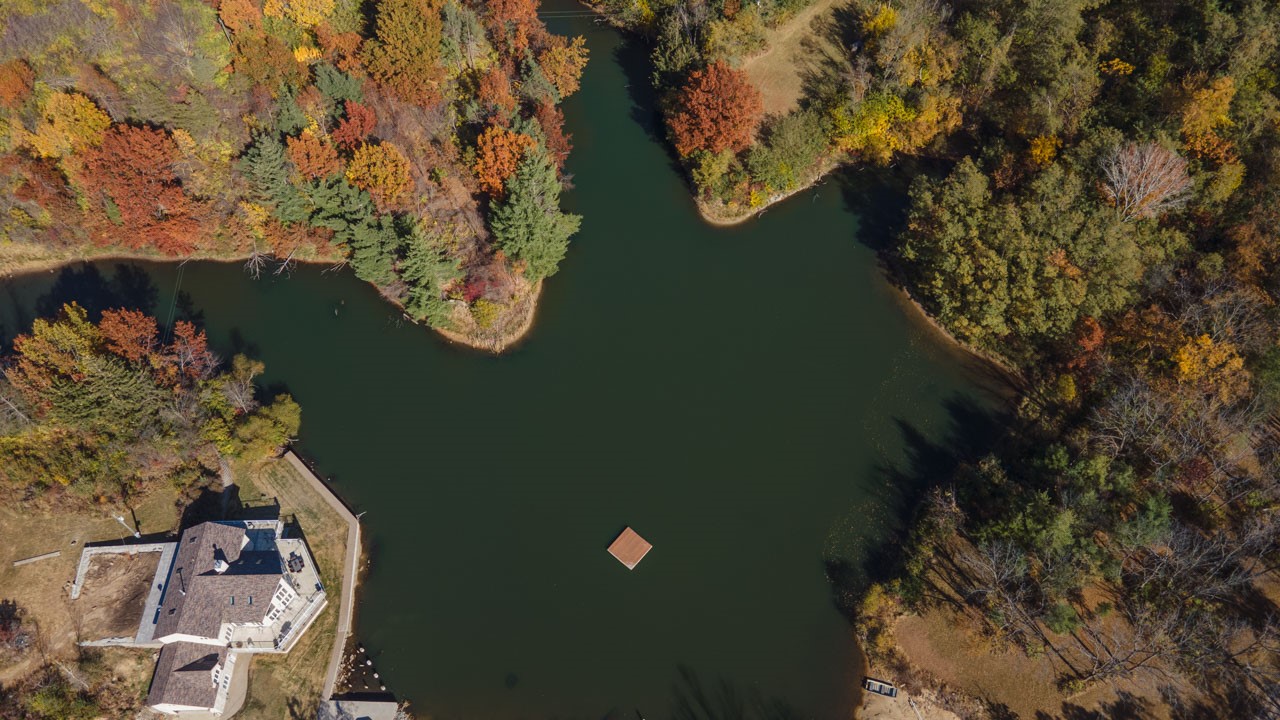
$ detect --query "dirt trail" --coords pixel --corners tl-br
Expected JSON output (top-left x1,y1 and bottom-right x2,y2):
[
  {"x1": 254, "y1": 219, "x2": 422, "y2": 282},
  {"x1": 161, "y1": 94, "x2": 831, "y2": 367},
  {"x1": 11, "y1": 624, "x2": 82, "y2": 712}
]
[{"x1": 744, "y1": 0, "x2": 845, "y2": 114}]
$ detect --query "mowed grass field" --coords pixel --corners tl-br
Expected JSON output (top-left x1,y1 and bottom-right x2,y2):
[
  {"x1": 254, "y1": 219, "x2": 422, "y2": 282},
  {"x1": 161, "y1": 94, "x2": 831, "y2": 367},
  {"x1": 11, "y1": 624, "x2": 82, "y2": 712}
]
[{"x1": 234, "y1": 457, "x2": 350, "y2": 720}]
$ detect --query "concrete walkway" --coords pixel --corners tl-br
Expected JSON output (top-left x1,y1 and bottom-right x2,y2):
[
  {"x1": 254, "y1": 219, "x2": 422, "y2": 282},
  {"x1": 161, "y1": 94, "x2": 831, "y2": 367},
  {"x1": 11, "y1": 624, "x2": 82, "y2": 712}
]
[{"x1": 282, "y1": 450, "x2": 361, "y2": 699}]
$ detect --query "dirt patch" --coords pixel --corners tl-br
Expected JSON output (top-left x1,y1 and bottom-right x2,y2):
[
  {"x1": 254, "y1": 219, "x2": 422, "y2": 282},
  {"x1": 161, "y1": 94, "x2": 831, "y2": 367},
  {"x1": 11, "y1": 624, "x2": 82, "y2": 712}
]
[
  {"x1": 892, "y1": 605, "x2": 1195, "y2": 719},
  {"x1": 743, "y1": 0, "x2": 847, "y2": 114},
  {"x1": 896, "y1": 608, "x2": 1062, "y2": 716},
  {"x1": 76, "y1": 552, "x2": 162, "y2": 640},
  {"x1": 0, "y1": 487, "x2": 179, "y2": 686},
  {"x1": 859, "y1": 689, "x2": 961, "y2": 720}
]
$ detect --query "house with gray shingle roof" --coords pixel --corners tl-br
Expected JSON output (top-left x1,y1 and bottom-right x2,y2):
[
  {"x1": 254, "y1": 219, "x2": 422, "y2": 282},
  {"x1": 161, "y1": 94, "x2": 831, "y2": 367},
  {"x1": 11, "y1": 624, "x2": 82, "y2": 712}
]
[
  {"x1": 139, "y1": 519, "x2": 327, "y2": 716},
  {"x1": 147, "y1": 641, "x2": 237, "y2": 715}
]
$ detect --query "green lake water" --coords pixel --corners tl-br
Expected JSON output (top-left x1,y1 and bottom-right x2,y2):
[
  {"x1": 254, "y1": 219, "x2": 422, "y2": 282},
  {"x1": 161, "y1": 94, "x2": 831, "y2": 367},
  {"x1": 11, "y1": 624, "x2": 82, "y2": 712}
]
[{"x1": 0, "y1": 11, "x2": 1005, "y2": 720}]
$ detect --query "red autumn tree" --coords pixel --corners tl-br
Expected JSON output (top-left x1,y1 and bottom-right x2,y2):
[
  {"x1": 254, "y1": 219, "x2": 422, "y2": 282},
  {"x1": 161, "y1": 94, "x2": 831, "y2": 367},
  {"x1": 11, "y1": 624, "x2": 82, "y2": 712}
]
[
  {"x1": 99, "y1": 308, "x2": 159, "y2": 363},
  {"x1": 473, "y1": 124, "x2": 536, "y2": 196},
  {"x1": 80, "y1": 126, "x2": 203, "y2": 255},
  {"x1": 363, "y1": 0, "x2": 446, "y2": 107},
  {"x1": 668, "y1": 61, "x2": 763, "y2": 156},
  {"x1": 332, "y1": 100, "x2": 376, "y2": 149},
  {"x1": 533, "y1": 101, "x2": 571, "y2": 170},
  {"x1": 287, "y1": 131, "x2": 342, "y2": 179},
  {"x1": 476, "y1": 65, "x2": 518, "y2": 124},
  {"x1": 158, "y1": 321, "x2": 217, "y2": 385},
  {"x1": 0, "y1": 59, "x2": 34, "y2": 109}
]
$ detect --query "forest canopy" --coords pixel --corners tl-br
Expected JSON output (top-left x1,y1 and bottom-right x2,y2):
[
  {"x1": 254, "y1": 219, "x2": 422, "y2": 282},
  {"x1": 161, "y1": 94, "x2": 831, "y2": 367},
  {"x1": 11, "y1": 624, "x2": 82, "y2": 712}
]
[
  {"x1": 0, "y1": 303, "x2": 299, "y2": 508},
  {"x1": 0, "y1": 0, "x2": 586, "y2": 338}
]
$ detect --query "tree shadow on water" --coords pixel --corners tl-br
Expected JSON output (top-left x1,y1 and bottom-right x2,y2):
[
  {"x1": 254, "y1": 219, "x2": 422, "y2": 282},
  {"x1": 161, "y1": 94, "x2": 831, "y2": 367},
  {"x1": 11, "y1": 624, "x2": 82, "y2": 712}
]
[
  {"x1": 34, "y1": 263, "x2": 159, "y2": 320},
  {"x1": 614, "y1": 38, "x2": 699, "y2": 196},
  {"x1": 825, "y1": 393, "x2": 1009, "y2": 620},
  {"x1": 615, "y1": 37, "x2": 666, "y2": 145},
  {"x1": 669, "y1": 665, "x2": 806, "y2": 720}
]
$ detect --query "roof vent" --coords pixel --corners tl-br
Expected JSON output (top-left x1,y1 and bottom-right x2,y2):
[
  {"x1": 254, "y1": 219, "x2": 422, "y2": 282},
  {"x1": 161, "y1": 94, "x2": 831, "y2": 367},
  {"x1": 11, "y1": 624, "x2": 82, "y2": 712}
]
[{"x1": 213, "y1": 558, "x2": 229, "y2": 574}]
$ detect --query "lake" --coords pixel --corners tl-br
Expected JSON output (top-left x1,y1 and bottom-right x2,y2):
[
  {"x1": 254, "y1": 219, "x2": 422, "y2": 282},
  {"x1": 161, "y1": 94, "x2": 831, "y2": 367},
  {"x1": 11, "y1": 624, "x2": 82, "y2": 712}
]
[{"x1": 0, "y1": 9, "x2": 1003, "y2": 720}]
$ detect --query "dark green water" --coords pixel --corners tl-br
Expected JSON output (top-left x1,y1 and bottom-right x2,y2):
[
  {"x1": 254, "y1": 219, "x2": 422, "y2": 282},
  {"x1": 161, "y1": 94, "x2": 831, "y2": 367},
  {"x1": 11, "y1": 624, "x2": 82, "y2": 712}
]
[{"x1": 0, "y1": 12, "x2": 1004, "y2": 720}]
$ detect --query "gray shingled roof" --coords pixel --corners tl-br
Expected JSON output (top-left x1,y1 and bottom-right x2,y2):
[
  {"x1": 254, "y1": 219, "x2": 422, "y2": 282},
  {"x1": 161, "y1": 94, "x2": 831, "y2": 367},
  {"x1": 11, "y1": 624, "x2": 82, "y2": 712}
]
[
  {"x1": 154, "y1": 522, "x2": 284, "y2": 640},
  {"x1": 146, "y1": 641, "x2": 227, "y2": 709}
]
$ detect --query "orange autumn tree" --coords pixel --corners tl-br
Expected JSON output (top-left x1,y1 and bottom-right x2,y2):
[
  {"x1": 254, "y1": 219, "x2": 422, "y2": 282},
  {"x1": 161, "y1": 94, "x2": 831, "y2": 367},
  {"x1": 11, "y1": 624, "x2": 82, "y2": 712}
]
[
  {"x1": 364, "y1": 0, "x2": 446, "y2": 107},
  {"x1": 79, "y1": 125, "x2": 204, "y2": 255},
  {"x1": 476, "y1": 65, "x2": 518, "y2": 123},
  {"x1": 218, "y1": 0, "x2": 262, "y2": 33},
  {"x1": 0, "y1": 59, "x2": 33, "y2": 108},
  {"x1": 98, "y1": 308, "x2": 159, "y2": 363},
  {"x1": 486, "y1": 0, "x2": 542, "y2": 56},
  {"x1": 473, "y1": 124, "x2": 535, "y2": 196},
  {"x1": 668, "y1": 61, "x2": 763, "y2": 156},
  {"x1": 533, "y1": 101, "x2": 571, "y2": 169},
  {"x1": 287, "y1": 130, "x2": 342, "y2": 179},
  {"x1": 346, "y1": 142, "x2": 411, "y2": 210}
]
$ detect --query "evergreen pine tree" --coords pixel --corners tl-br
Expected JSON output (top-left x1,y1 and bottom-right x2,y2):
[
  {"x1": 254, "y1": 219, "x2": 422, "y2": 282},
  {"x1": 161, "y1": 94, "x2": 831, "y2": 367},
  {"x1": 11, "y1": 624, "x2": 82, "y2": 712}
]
[
  {"x1": 240, "y1": 133, "x2": 310, "y2": 224},
  {"x1": 490, "y1": 148, "x2": 581, "y2": 281}
]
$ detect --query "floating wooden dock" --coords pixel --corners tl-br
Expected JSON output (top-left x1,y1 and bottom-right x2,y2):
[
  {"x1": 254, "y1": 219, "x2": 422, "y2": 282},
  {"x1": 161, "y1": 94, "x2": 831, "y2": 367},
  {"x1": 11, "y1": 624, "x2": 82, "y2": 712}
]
[{"x1": 607, "y1": 527, "x2": 652, "y2": 570}]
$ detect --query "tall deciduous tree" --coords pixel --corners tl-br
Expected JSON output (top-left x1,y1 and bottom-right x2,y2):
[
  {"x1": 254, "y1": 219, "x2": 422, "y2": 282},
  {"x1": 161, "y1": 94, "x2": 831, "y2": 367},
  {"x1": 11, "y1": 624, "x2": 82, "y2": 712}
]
[
  {"x1": 1101, "y1": 143, "x2": 1192, "y2": 221},
  {"x1": 345, "y1": 142, "x2": 411, "y2": 210},
  {"x1": 538, "y1": 35, "x2": 589, "y2": 99},
  {"x1": 80, "y1": 126, "x2": 203, "y2": 255},
  {"x1": 668, "y1": 61, "x2": 763, "y2": 156},
  {"x1": 0, "y1": 59, "x2": 33, "y2": 109},
  {"x1": 20, "y1": 92, "x2": 111, "y2": 159},
  {"x1": 364, "y1": 0, "x2": 447, "y2": 107},
  {"x1": 473, "y1": 124, "x2": 536, "y2": 196},
  {"x1": 287, "y1": 131, "x2": 342, "y2": 179},
  {"x1": 98, "y1": 309, "x2": 158, "y2": 363},
  {"x1": 331, "y1": 100, "x2": 376, "y2": 149}
]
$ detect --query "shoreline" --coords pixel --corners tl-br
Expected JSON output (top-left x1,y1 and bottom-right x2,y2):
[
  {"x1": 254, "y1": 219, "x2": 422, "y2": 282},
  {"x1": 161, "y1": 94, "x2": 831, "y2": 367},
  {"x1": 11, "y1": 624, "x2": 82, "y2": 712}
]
[
  {"x1": 888, "y1": 284, "x2": 1025, "y2": 389},
  {"x1": 436, "y1": 279, "x2": 544, "y2": 353},
  {"x1": 0, "y1": 248, "x2": 523, "y2": 355},
  {"x1": 696, "y1": 157, "x2": 843, "y2": 227}
]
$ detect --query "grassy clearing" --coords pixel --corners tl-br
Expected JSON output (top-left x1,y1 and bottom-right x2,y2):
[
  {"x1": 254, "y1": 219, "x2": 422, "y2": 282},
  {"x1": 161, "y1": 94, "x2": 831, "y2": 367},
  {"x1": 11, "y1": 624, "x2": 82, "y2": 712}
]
[
  {"x1": 0, "y1": 485, "x2": 180, "y2": 686},
  {"x1": 234, "y1": 456, "x2": 349, "y2": 720},
  {"x1": 743, "y1": 0, "x2": 846, "y2": 115}
]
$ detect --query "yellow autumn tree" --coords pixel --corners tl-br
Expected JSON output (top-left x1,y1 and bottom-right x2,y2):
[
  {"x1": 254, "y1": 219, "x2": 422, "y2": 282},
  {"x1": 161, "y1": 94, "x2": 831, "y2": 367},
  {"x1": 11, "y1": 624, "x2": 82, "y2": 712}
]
[
  {"x1": 1181, "y1": 75, "x2": 1236, "y2": 162},
  {"x1": 538, "y1": 36, "x2": 589, "y2": 99},
  {"x1": 346, "y1": 142, "x2": 411, "y2": 209},
  {"x1": 1173, "y1": 333, "x2": 1249, "y2": 404},
  {"x1": 20, "y1": 92, "x2": 111, "y2": 159},
  {"x1": 1028, "y1": 135, "x2": 1061, "y2": 167},
  {"x1": 285, "y1": 0, "x2": 335, "y2": 27},
  {"x1": 861, "y1": 3, "x2": 897, "y2": 37}
]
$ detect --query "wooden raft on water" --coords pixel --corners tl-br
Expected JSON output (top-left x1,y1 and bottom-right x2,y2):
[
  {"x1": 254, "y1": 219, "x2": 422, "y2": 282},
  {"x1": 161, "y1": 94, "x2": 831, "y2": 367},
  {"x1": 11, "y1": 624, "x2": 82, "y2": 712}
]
[{"x1": 607, "y1": 527, "x2": 652, "y2": 570}]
